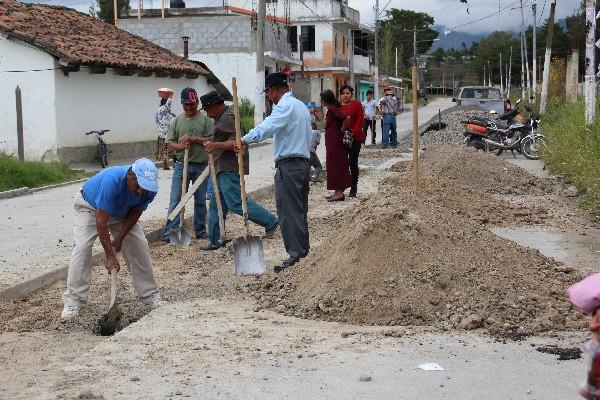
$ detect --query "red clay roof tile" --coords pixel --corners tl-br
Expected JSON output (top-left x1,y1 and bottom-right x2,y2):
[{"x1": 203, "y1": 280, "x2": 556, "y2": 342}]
[{"x1": 0, "y1": 0, "x2": 208, "y2": 75}]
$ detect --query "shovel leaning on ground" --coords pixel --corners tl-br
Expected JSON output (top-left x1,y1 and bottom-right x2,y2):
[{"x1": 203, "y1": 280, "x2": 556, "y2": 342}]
[
  {"x1": 231, "y1": 77, "x2": 266, "y2": 276},
  {"x1": 169, "y1": 147, "x2": 192, "y2": 246},
  {"x1": 98, "y1": 268, "x2": 122, "y2": 336}
]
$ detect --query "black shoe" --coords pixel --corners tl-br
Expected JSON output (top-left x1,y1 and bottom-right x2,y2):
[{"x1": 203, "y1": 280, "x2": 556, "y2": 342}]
[
  {"x1": 263, "y1": 223, "x2": 279, "y2": 239},
  {"x1": 162, "y1": 236, "x2": 170, "y2": 244},
  {"x1": 196, "y1": 232, "x2": 208, "y2": 240},
  {"x1": 348, "y1": 189, "x2": 357, "y2": 198},
  {"x1": 327, "y1": 195, "x2": 345, "y2": 202},
  {"x1": 274, "y1": 256, "x2": 300, "y2": 273},
  {"x1": 200, "y1": 243, "x2": 221, "y2": 251},
  {"x1": 324, "y1": 194, "x2": 333, "y2": 200}
]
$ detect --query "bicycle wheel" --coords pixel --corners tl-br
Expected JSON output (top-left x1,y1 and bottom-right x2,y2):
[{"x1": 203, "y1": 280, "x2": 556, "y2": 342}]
[{"x1": 99, "y1": 144, "x2": 108, "y2": 168}]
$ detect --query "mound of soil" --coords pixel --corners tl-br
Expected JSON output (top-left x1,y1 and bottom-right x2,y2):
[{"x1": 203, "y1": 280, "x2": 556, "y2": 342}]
[{"x1": 257, "y1": 147, "x2": 583, "y2": 335}]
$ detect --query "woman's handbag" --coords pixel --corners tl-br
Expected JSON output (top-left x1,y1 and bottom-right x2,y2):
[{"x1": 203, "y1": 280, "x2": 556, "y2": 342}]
[{"x1": 342, "y1": 129, "x2": 353, "y2": 148}]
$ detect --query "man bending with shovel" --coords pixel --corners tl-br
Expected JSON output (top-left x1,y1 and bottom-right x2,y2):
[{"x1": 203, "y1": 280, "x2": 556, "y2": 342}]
[
  {"x1": 241, "y1": 72, "x2": 313, "y2": 273},
  {"x1": 61, "y1": 159, "x2": 164, "y2": 320},
  {"x1": 199, "y1": 91, "x2": 278, "y2": 251}
]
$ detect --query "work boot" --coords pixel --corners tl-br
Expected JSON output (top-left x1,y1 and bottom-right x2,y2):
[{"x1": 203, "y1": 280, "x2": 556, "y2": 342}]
[
  {"x1": 348, "y1": 187, "x2": 357, "y2": 198},
  {"x1": 274, "y1": 256, "x2": 300, "y2": 273},
  {"x1": 263, "y1": 223, "x2": 279, "y2": 239},
  {"x1": 200, "y1": 243, "x2": 221, "y2": 251}
]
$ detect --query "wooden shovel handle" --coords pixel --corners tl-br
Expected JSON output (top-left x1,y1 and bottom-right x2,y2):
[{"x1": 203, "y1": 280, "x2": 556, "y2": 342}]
[
  {"x1": 208, "y1": 153, "x2": 225, "y2": 242},
  {"x1": 109, "y1": 268, "x2": 117, "y2": 308},
  {"x1": 180, "y1": 147, "x2": 189, "y2": 228},
  {"x1": 232, "y1": 78, "x2": 249, "y2": 222}
]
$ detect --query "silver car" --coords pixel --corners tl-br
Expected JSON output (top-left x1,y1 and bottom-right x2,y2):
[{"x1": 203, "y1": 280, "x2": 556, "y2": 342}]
[{"x1": 454, "y1": 86, "x2": 504, "y2": 113}]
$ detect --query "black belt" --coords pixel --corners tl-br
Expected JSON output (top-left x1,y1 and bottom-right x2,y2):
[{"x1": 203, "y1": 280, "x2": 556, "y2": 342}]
[
  {"x1": 275, "y1": 157, "x2": 308, "y2": 168},
  {"x1": 383, "y1": 113, "x2": 396, "y2": 116}
]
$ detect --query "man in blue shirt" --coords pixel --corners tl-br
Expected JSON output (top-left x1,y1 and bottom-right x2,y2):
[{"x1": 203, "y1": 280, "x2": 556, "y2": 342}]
[
  {"x1": 242, "y1": 72, "x2": 312, "y2": 273},
  {"x1": 61, "y1": 158, "x2": 164, "y2": 320}
]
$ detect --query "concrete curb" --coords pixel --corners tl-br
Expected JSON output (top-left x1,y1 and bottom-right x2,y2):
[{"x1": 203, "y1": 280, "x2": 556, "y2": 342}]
[
  {"x1": 0, "y1": 187, "x2": 30, "y2": 199},
  {"x1": 0, "y1": 182, "x2": 276, "y2": 300}
]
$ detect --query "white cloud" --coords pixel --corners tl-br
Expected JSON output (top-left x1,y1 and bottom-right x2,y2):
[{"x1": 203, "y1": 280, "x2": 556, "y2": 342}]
[{"x1": 349, "y1": 0, "x2": 581, "y2": 34}]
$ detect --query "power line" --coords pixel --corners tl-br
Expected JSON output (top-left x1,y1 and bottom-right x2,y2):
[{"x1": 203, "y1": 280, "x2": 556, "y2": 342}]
[
  {"x1": 539, "y1": 0, "x2": 548, "y2": 24},
  {"x1": 446, "y1": 0, "x2": 530, "y2": 31}
]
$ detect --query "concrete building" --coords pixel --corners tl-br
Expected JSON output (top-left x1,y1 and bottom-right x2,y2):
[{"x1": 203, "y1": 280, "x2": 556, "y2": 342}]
[
  {"x1": 0, "y1": 0, "x2": 227, "y2": 163},
  {"x1": 117, "y1": 4, "x2": 299, "y2": 122}
]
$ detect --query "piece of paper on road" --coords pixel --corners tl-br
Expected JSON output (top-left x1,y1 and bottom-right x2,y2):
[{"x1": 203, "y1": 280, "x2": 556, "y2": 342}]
[{"x1": 417, "y1": 363, "x2": 445, "y2": 371}]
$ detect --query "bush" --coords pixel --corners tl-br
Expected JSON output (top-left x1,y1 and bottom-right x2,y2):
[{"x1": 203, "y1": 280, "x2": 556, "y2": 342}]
[
  {"x1": 0, "y1": 153, "x2": 88, "y2": 192},
  {"x1": 542, "y1": 100, "x2": 600, "y2": 216},
  {"x1": 238, "y1": 97, "x2": 255, "y2": 131}
]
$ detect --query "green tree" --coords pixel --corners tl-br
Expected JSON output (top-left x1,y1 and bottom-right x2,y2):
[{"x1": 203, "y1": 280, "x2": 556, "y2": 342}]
[
  {"x1": 96, "y1": 0, "x2": 129, "y2": 23},
  {"x1": 432, "y1": 47, "x2": 446, "y2": 63},
  {"x1": 377, "y1": 8, "x2": 438, "y2": 75},
  {"x1": 472, "y1": 31, "x2": 520, "y2": 86}
]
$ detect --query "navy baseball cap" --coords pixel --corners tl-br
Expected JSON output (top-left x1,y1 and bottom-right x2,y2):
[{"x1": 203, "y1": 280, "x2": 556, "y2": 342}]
[
  {"x1": 132, "y1": 158, "x2": 158, "y2": 192},
  {"x1": 262, "y1": 72, "x2": 289, "y2": 93},
  {"x1": 181, "y1": 87, "x2": 199, "y2": 104}
]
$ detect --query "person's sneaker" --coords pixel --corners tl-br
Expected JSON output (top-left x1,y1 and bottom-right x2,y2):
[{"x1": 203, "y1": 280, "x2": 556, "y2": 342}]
[
  {"x1": 196, "y1": 232, "x2": 208, "y2": 240},
  {"x1": 200, "y1": 243, "x2": 221, "y2": 251},
  {"x1": 150, "y1": 297, "x2": 167, "y2": 308},
  {"x1": 263, "y1": 224, "x2": 279, "y2": 239},
  {"x1": 61, "y1": 304, "x2": 80, "y2": 320}
]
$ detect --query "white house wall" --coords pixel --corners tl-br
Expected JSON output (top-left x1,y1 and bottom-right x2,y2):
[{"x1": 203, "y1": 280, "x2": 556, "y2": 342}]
[
  {"x1": 54, "y1": 69, "x2": 211, "y2": 161},
  {"x1": 0, "y1": 36, "x2": 57, "y2": 161}
]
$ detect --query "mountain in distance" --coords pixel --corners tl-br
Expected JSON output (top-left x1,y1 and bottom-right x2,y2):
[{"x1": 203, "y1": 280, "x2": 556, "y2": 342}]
[{"x1": 429, "y1": 25, "x2": 485, "y2": 52}]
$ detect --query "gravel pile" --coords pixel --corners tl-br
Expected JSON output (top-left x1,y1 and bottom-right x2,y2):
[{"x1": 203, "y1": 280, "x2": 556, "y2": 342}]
[{"x1": 399, "y1": 107, "x2": 497, "y2": 149}]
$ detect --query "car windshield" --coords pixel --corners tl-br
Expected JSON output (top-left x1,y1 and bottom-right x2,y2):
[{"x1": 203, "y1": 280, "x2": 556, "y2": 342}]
[{"x1": 461, "y1": 88, "x2": 502, "y2": 100}]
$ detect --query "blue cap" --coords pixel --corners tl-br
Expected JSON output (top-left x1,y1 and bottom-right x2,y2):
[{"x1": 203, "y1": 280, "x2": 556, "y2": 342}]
[
  {"x1": 181, "y1": 87, "x2": 199, "y2": 104},
  {"x1": 132, "y1": 158, "x2": 158, "y2": 192}
]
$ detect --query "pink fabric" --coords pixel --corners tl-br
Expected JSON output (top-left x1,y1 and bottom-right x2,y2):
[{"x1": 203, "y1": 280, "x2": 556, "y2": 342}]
[{"x1": 568, "y1": 273, "x2": 600, "y2": 315}]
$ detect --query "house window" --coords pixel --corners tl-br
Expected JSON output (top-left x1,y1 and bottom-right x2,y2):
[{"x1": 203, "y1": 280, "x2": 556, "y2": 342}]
[
  {"x1": 288, "y1": 26, "x2": 298, "y2": 52},
  {"x1": 301, "y1": 25, "x2": 315, "y2": 52}
]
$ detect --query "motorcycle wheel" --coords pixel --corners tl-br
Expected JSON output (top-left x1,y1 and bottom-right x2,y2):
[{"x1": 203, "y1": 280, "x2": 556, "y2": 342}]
[{"x1": 520, "y1": 135, "x2": 548, "y2": 160}]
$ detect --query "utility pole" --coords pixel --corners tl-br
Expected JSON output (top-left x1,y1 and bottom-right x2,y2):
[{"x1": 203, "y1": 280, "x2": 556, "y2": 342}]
[
  {"x1": 255, "y1": 0, "x2": 266, "y2": 123},
  {"x1": 413, "y1": 25, "x2": 417, "y2": 66},
  {"x1": 532, "y1": 0, "x2": 537, "y2": 102},
  {"x1": 349, "y1": 27, "x2": 355, "y2": 91},
  {"x1": 585, "y1": 0, "x2": 596, "y2": 124},
  {"x1": 520, "y1": 0, "x2": 531, "y2": 99},
  {"x1": 395, "y1": 47, "x2": 398, "y2": 77},
  {"x1": 374, "y1": 0, "x2": 380, "y2": 103},
  {"x1": 483, "y1": 64, "x2": 486, "y2": 86},
  {"x1": 508, "y1": 45, "x2": 512, "y2": 98},
  {"x1": 520, "y1": 29, "x2": 526, "y2": 99},
  {"x1": 299, "y1": 34, "x2": 305, "y2": 76},
  {"x1": 540, "y1": 0, "x2": 557, "y2": 113},
  {"x1": 500, "y1": 52, "x2": 504, "y2": 94},
  {"x1": 488, "y1": 60, "x2": 492, "y2": 86}
]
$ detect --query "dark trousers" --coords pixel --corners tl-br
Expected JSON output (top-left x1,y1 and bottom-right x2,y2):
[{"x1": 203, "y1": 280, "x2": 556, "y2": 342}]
[
  {"x1": 363, "y1": 119, "x2": 376, "y2": 144},
  {"x1": 309, "y1": 151, "x2": 322, "y2": 171},
  {"x1": 348, "y1": 141, "x2": 362, "y2": 192},
  {"x1": 275, "y1": 158, "x2": 310, "y2": 258}
]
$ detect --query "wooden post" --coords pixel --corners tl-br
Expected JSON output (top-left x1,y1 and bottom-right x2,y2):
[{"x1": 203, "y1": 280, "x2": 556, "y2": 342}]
[
  {"x1": 15, "y1": 86, "x2": 24, "y2": 161},
  {"x1": 161, "y1": 0, "x2": 164, "y2": 19},
  {"x1": 411, "y1": 66, "x2": 419, "y2": 192},
  {"x1": 113, "y1": 0, "x2": 118, "y2": 25}
]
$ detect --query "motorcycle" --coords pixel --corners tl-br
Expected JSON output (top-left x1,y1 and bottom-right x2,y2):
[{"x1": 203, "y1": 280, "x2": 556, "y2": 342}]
[{"x1": 462, "y1": 99, "x2": 548, "y2": 160}]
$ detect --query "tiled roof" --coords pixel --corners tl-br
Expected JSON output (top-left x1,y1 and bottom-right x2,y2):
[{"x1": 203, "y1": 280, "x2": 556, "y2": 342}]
[{"x1": 0, "y1": 0, "x2": 208, "y2": 75}]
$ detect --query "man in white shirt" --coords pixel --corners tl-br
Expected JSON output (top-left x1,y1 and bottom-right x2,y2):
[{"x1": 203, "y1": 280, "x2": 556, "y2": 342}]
[
  {"x1": 361, "y1": 90, "x2": 378, "y2": 145},
  {"x1": 377, "y1": 88, "x2": 399, "y2": 149}
]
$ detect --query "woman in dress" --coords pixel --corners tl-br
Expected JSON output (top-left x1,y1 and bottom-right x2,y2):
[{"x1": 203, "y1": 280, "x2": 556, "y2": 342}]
[
  {"x1": 320, "y1": 89, "x2": 351, "y2": 202},
  {"x1": 339, "y1": 84, "x2": 365, "y2": 197}
]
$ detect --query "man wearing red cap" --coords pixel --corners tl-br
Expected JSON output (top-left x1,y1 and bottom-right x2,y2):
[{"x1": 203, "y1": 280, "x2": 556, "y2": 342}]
[{"x1": 163, "y1": 87, "x2": 214, "y2": 242}]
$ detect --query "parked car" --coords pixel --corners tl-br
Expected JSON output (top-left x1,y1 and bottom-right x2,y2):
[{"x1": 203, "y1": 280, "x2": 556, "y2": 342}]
[{"x1": 453, "y1": 86, "x2": 504, "y2": 113}]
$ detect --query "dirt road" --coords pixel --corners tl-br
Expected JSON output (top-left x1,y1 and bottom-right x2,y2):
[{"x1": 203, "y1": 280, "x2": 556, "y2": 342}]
[{"x1": 0, "y1": 145, "x2": 598, "y2": 399}]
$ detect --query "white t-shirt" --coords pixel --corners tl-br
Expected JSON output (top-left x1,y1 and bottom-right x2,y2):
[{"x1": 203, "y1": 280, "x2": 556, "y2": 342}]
[{"x1": 362, "y1": 99, "x2": 377, "y2": 119}]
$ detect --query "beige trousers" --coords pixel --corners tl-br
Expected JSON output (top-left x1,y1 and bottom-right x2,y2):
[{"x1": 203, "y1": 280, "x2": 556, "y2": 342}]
[{"x1": 62, "y1": 191, "x2": 160, "y2": 308}]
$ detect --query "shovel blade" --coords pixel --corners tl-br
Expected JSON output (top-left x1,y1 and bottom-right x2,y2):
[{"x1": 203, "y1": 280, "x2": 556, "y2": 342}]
[
  {"x1": 98, "y1": 303, "x2": 122, "y2": 336},
  {"x1": 169, "y1": 228, "x2": 192, "y2": 247},
  {"x1": 233, "y1": 236, "x2": 266, "y2": 275}
]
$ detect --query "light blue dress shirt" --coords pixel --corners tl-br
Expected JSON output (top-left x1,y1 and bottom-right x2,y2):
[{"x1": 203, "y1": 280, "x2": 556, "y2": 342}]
[{"x1": 242, "y1": 92, "x2": 312, "y2": 162}]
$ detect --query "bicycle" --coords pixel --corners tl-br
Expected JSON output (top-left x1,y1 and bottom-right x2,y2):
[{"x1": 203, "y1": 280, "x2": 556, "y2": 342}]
[{"x1": 85, "y1": 129, "x2": 111, "y2": 168}]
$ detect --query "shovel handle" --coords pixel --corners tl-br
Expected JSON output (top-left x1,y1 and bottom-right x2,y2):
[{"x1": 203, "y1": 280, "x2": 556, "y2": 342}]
[
  {"x1": 180, "y1": 147, "x2": 189, "y2": 229},
  {"x1": 232, "y1": 78, "x2": 249, "y2": 225},
  {"x1": 208, "y1": 153, "x2": 226, "y2": 242},
  {"x1": 109, "y1": 268, "x2": 117, "y2": 308}
]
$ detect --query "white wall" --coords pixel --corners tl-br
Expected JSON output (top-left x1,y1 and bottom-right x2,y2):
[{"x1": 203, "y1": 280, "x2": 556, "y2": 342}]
[
  {"x1": 54, "y1": 69, "x2": 211, "y2": 149},
  {"x1": 0, "y1": 36, "x2": 57, "y2": 161}
]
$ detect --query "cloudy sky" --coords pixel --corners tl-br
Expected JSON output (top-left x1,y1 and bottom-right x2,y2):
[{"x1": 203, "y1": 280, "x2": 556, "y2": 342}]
[{"x1": 348, "y1": 0, "x2": 581, "y2": 34}]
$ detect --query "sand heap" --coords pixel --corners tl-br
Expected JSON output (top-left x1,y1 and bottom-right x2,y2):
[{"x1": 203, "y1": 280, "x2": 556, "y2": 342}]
[{"x1": 257, "y1": 146, "x2": 583, "y2": 335}]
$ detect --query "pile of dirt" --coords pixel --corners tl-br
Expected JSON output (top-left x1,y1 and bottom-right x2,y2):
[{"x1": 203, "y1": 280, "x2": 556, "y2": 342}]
[{"x1": 254, "y1": 146, "x2": 584, "y2": 336}]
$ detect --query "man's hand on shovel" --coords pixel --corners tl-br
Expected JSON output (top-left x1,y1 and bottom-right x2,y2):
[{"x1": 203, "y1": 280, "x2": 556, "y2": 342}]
[{"x1": 105, "y1": 252, "x2": 120, "y2": 274}]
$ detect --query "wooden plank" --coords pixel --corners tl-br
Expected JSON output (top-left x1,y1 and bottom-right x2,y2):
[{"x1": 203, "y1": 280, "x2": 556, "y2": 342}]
[{"x1": 167, "y1": 168, "x2": 209, "y2": 221}]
